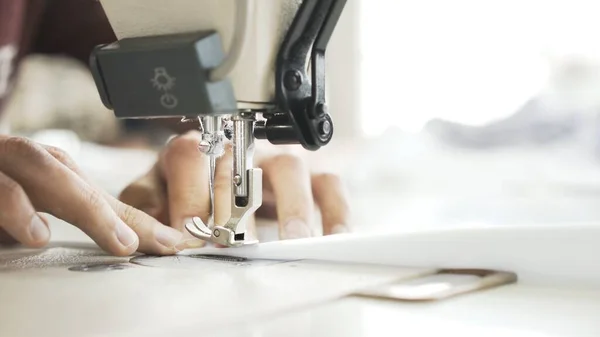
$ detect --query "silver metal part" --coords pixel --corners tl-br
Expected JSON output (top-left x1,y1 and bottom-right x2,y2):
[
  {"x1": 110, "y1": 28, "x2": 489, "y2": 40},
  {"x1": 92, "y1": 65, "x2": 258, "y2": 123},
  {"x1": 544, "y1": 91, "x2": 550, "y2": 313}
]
[
  {"x1": 185, "y1": 168, "x2": 261, "y2": 247},
  {"x1": 219, "y1": 168, "x2": 262, "y2": 245},
  {"x1": 186, "y1": 216, "x2": 212, "y2": 238},
  {"x1": 232, "y1": 114, "x2": 255, "y2": 197},
  {"x1": 199, "y1": 116, "x2": 226, "y2": 156},
  {"x1": 186, "y1": 112, "x2": 262, "y2": 247},
  {"x1": 198, "y1": 115, "x2": 226, "y2": 227}
]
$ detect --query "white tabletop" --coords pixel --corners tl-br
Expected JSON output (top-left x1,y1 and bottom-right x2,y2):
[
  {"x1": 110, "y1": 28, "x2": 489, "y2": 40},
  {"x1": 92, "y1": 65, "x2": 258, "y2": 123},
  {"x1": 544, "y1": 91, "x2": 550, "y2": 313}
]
[{"x1": 2, "y1": 134, "x2": 599, "y2": 337}]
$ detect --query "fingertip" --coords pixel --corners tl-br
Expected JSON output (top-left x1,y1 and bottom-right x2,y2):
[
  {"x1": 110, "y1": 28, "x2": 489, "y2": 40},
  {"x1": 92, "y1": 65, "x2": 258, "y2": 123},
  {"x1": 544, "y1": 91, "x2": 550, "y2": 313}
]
[
  {"x1": 113, "y1": 220, "x2": 139, "y2": 256},
  {"x1": 139, "y1": 244, "x2": 177, "y2": 256},
  {"x1": 174, "y1": 229, "x2": 207, "y2": 252},
  {"x1": 111, "y1": 240, "x2": 139, "y2": 257},
  {"x1": 137, "y1": 235, "x2": 205, "y2": 256},
  {"x1": 330, "y1": 224, "x2": 350, "y2": 235},
  {"x1": 137, "y1": 220, "x2": 206, "y2": 255},
  {"x1": 102, "y1": 238, "x2": 139, "y2": 257},
  {"x1": 311, "y1": 173, "x2": 351, "y2": 237},
  {"x1": 174, "y1": 238, "x2": 206, "y2": 252},
  {"x1": 28, "y1": 215, "x2": 51, "y2": 247},
  {"x1": 121, "y1": 242, "x2": 139, "y2": 256},
  {"x1": 281, "y1": 219, "x2": 312, "y2": 240},
  {"x1": 154, "y1": 225, "x2": 183, "y2": 249}
]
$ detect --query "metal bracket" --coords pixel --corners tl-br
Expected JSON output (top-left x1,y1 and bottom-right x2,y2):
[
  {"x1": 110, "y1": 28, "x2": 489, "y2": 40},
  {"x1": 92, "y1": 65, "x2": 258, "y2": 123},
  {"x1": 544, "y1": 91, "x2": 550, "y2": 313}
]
[{"x1": 255, "y1": 0, "x2": 348, "y2": 151}]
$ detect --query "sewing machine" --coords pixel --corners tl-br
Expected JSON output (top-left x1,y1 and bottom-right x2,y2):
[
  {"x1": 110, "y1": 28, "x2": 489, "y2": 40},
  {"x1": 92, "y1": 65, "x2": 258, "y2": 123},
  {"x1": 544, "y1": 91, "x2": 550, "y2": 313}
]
[
  {"x1": 2, "y1": 2, "x2": 600, "y2": 336},
  {"x1": 90, "y1": 0, "x2": 344, "y2": 247}
]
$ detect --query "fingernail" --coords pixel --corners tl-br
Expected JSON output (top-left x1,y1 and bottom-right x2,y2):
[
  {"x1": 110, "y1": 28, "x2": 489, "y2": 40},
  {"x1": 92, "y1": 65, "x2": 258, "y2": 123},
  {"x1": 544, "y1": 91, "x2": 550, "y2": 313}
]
[
  {"x1": 30, "y1": 216, "x2": 50, "y2": 242},
  {"x1": 115, "y1": 220, "x2": 138, "y2": 248},
  {"x1": 282, "y1": 219, "x2": 312, "y2": 240},
  {"x1": 155, "y1": 226, "x2": 183, "y2": 248},
  {"x1": 175, "y1": 239, "x2": 206, "y2": 252},
  {"x1": 331, "y1": 224, "x2": 349, "y2": 235}
]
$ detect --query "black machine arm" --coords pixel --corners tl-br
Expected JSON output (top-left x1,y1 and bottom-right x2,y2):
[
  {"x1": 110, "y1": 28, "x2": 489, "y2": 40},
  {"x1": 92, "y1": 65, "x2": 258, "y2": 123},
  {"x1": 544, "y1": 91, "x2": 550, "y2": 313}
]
[{"x1": 255, "y1": 0, "x2": 348, "y2": 151}]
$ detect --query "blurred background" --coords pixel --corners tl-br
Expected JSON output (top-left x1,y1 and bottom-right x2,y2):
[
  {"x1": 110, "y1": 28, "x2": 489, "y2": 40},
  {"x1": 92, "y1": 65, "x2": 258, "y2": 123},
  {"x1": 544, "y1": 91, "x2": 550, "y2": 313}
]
[
  {"x1": 353, "y1": 0, "x2": 600, "y2": 231},
  {"x1": 3, "y1": 0, "x2": 600, "y2": 238}
]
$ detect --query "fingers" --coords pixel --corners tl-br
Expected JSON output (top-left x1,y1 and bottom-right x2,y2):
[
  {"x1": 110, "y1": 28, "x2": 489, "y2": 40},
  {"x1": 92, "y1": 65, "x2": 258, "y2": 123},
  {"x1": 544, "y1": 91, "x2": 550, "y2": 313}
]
[
  {"x1": 260, "y1": 154, "x2": 315, "y2": 240},
  {"x1": 311, "y1": 173, "x2": 351, "y2": 235},
  {"x1": 104, "y1": 197, "x2": 190, "y2": 255},
  {"x1": 0, "y1": 137, "x2": 139, "y2": 256},
  {"x1": 0, "y1": 171, "x2": 50, "y2": 248},
  {"x1": 116, "y1": 166, "x2": 205, "y2": 253},
  {"x1": 119, "y1": 164, "x2": 169, "y2": 223},
  {"x1": 43, "y1": 145, "x2": 191, "y2": 255},
  {"x1": 159, "y1": 131, "x2": 211, "y2": 231}
]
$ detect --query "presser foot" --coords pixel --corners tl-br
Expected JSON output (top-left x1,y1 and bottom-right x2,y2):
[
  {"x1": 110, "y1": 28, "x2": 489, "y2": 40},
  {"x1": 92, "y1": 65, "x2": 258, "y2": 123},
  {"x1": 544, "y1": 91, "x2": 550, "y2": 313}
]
[
  {"x1": 185, "y1": 218, "x2": 258, "y2": 247},
  {"x1": 185, "y1": 169, "x2": 263, "y2": 247}
]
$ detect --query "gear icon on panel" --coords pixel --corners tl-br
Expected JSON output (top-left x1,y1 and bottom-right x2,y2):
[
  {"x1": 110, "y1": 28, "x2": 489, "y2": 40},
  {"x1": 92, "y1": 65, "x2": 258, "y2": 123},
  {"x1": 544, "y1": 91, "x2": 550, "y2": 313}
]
[{"x1": 151, "y1": 67, "x2": 176, "y2": 91}]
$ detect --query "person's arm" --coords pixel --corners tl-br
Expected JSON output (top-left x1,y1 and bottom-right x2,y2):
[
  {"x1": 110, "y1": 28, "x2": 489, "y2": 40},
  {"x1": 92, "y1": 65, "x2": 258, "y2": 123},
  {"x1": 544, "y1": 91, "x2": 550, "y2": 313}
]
[{"x1": 29, "y1": 0, "x2": 115, "y2": 66}]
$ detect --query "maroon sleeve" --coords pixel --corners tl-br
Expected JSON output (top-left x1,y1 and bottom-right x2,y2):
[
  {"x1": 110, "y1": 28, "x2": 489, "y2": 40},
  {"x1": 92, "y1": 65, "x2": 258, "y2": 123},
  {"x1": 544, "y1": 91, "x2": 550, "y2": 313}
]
[
  {"x1": 31, "y1": 0, "x2": 116, "y2": 64},
  {"x1": 0, "y1": 0, "x2": 116, "y2": 116},
  {"x1": 0, "y1": 0, "x2": 26, "y2": 113}
]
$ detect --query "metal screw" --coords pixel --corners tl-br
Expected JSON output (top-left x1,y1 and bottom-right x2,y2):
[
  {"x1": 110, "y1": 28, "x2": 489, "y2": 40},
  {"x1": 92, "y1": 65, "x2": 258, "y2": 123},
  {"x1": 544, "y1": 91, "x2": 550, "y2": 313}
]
[
  {"x1": 319, "y1": 120, "x2": 332, "y2": 136},
  {"x1": 214, "y1": 229, "x2": 221, "y2": 237},
  {"x1": 316, "y1": 102, "x2": 328, "y2": 116},
  {"x1": 284, "y1": 70, "x2": 302, "y2": 91},
  {"x1": 198, "y1": 140, "x2": 211, "y2": 153},
  {"x1": 233, "y1": 175, "x2": 242, "y2": 186}
]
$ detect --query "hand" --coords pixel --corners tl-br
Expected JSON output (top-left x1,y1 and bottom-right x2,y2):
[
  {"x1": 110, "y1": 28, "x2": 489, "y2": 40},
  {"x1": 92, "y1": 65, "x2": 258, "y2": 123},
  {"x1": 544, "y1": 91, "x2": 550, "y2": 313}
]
[
  {"x1": 120, "y1": 130, "x2": 351, "y2": 243},
  {"x1": 0, "y1": 136, "x2": 191, "y2": 256}
]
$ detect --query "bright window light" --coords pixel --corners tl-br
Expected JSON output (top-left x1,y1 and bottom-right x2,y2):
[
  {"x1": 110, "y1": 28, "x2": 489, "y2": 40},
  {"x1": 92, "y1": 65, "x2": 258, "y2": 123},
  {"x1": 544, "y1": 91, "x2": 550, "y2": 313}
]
[{"x1": 359, "y1": 0, "x2": 600, "y2": 137}]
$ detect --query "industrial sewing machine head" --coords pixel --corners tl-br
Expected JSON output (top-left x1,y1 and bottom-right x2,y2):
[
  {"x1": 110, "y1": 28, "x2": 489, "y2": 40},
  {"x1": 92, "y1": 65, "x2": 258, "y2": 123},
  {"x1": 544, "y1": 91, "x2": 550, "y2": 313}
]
[{"x1": 89, "y1": 0, "x2": 346, "y2": 247}]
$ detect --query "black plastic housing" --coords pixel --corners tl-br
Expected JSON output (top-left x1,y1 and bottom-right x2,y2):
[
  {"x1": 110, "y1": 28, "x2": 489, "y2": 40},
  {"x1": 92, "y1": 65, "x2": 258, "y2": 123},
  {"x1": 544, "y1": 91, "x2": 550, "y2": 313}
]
[{"x1": 90, "y1": 31, "x2": 237, "y2": 119}]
